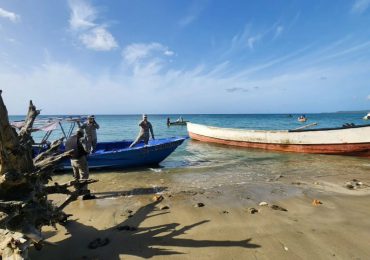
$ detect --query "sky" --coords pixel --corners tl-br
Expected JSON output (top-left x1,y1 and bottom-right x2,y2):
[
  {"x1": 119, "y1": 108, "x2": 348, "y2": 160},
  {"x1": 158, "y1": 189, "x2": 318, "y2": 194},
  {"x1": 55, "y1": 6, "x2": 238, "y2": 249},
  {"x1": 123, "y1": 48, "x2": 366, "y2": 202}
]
[{"x1": 0, "y1": 0, "x2": 370, "y2": 115}]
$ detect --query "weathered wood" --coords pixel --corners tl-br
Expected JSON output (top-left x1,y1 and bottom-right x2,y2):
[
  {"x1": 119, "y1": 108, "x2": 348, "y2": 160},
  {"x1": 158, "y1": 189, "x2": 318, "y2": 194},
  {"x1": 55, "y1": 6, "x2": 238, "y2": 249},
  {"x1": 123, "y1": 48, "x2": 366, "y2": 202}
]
[
  {"x1": 0, "y1": 94, "x2": 37, "y2": 176},
  {"x1": 0, "y1": 91, "x2": 98, "y2": 259}
]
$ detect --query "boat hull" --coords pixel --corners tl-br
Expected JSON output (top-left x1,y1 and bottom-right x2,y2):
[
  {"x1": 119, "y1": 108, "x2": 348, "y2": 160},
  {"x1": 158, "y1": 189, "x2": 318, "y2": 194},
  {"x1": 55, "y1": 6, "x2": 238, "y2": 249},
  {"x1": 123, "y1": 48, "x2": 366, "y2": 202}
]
[
  {"x1": 187, "y1": 123, "x2": 370, "y2": 157},
  {"x1": 168, "y1": 121, "x2": 188, "y2": 126},
  {"x1": 59, "y1": 137, "x2": 186, "y2": 170}
]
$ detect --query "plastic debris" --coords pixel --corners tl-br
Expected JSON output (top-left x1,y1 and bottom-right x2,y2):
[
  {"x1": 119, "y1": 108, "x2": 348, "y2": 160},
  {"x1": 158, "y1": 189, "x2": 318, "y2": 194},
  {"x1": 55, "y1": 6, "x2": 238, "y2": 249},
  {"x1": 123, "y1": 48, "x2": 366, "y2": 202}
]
[
  {"x1": 152, "y1": 195, "x2": 164, "y2": 202},
  {"x1": 312, "y1": 199, "x2": 322, "y2": 206}
]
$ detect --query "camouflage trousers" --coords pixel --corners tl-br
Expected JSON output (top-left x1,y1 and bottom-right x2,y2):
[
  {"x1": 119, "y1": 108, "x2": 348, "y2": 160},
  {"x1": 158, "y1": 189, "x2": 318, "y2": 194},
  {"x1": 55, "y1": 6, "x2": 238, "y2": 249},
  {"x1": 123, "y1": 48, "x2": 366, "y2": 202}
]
[
  {"x1": 71, "y1": 156, "x2": 89, "y2": 191},
  {"x1": 86, "y1": 136, "x2": 97, "y2": 153},
  {"x1": 129, "y1": 134, "x2": 149, "y2": 148}
]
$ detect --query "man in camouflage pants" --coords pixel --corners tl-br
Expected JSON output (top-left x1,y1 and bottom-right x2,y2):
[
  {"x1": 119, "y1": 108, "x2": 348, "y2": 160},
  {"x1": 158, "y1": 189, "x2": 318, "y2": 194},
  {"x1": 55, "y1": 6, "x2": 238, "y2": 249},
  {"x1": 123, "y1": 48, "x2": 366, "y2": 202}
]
[
  {"x1": 79, "y1": 115, "x2": 100, "y2": 153},
  {"x1": 129, "y1": 114, "x2": 155, "y2": 148},
  {"x1": 65, "y1": 128, "x2": 95, "y2": 200}
]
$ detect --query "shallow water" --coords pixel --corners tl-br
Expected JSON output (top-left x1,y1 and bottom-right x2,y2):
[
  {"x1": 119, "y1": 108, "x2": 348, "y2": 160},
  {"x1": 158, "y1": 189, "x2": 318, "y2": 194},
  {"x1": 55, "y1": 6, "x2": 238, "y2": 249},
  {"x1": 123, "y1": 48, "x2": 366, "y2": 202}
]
[{"x1": 15, "y1": 113, "x2": 368, "y2": 193}]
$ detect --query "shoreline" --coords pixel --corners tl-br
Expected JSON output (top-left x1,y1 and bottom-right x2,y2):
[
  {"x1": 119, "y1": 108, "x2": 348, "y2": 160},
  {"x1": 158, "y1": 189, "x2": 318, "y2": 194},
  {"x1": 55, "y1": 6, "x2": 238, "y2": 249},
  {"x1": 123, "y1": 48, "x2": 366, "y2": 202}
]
[{"x1": 29, "y1": 171, "x2": 370, "y2": 259}]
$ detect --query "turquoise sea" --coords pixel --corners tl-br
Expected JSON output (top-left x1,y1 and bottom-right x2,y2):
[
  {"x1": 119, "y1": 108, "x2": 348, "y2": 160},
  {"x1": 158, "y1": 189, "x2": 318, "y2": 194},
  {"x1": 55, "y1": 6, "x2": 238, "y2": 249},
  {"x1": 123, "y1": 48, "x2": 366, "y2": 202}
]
[{"x1": 9, "y1": 113, "x2": 370, "y2": 192}]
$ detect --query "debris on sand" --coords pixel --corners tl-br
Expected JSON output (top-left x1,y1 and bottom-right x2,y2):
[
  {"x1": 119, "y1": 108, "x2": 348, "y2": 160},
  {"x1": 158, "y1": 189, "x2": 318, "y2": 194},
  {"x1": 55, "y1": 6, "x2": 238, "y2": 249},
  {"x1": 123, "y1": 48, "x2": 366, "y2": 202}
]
[
  {"x1": 259, "y1": 202, "x2": 268, "y2": 206},
  {"x1": 312, "y1": 199, "x2": 322, "y2": 206},
  {"x1": 270, "y1": 205, "x2": 288, "y2": 211},
  {"x1": 345, "y1": 179, "x2": 365, "y2": 190},
  {"x1": 152, "y1": 195, "x2": 164, "y2": 202},
  {"x1": 248, "y1": 208, "x2": 259, "y2": 214}
]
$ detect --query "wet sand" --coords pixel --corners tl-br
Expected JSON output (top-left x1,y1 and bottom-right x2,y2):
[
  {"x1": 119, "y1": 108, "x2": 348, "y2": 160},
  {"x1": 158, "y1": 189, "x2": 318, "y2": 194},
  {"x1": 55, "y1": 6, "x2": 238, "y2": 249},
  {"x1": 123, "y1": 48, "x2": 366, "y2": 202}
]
[{"x1": 28, "y1": 168, "x2": 370, "y2": 260}]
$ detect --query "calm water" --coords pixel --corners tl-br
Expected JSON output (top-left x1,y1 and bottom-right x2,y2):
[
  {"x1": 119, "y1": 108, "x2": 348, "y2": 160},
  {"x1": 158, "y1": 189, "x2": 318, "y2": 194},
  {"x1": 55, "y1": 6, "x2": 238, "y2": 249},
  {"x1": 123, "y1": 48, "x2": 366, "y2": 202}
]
[{"x1": 9, "y1": 113, "x2": 370, "y2": 191}]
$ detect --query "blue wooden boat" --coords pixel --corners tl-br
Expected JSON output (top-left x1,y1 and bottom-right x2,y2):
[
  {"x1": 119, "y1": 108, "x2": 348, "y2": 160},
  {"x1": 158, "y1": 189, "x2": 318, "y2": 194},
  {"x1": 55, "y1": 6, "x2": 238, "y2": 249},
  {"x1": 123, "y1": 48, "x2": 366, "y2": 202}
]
[
  {"x1": 11, "y1": 117, "x2": 186, "y2": 170},
  {"x1": 59, "y1": 137, "x2": 186, "y2": 170}
]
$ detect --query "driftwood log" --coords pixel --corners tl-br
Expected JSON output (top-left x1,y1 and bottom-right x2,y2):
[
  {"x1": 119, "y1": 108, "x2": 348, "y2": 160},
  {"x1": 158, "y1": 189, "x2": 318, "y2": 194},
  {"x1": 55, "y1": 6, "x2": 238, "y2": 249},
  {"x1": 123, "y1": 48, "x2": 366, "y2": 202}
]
[{"x1": 0, "y1": 90, "x2": 97, "y2": 259}]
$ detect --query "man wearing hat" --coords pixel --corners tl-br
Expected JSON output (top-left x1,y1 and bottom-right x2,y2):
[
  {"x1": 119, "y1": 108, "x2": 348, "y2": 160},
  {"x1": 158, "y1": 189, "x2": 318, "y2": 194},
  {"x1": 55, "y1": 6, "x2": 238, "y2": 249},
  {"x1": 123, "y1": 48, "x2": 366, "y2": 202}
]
[
  {"x1": 65, "y1": 128, "x2": 95, "y2": 200},
  {"x1": 129, "y1": 114, "x2": 155, "y2": 148},
  {"x1": 79, "y1": 115, "x2": 100, "y2": 153}
]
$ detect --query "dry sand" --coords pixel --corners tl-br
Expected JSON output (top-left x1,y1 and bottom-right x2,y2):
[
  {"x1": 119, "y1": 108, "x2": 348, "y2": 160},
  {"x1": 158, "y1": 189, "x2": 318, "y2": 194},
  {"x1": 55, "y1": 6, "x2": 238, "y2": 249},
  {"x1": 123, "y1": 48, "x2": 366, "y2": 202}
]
[{"x1": 29, "y1": 171, "x2": 370, "y2": 260}]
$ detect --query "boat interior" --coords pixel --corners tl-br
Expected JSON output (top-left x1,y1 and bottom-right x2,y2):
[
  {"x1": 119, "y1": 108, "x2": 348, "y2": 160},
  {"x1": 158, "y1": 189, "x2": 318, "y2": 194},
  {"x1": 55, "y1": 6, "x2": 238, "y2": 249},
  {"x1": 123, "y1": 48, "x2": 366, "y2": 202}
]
[{"x1": 289, "y1": 123, "x2": 370, "y2": 132}]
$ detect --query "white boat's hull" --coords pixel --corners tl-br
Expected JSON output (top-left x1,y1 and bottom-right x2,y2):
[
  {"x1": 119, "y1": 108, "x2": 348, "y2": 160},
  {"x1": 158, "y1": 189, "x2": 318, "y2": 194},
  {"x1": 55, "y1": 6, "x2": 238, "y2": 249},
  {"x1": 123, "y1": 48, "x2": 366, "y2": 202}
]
[{"x1": 187, "y1": 123, "x2": 370, "y2": 157}]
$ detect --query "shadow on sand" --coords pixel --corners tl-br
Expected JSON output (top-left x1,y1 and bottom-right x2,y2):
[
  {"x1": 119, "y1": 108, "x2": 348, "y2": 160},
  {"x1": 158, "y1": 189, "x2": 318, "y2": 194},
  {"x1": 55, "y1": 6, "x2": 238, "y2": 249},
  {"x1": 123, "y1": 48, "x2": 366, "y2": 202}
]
[{"x1": 31, "y1": 194, "x2": 260, "y2": 259}]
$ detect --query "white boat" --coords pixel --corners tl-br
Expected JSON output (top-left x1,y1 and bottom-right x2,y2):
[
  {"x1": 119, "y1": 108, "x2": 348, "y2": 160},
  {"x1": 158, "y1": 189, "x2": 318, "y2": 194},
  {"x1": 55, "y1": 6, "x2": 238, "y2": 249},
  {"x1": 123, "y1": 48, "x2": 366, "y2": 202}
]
[
  {"x1": 363, "y1": 113, "x2": 370, "y2": 120},
  {"x1": 187, "y1": 122, "x2": 370, "y2": 157}
]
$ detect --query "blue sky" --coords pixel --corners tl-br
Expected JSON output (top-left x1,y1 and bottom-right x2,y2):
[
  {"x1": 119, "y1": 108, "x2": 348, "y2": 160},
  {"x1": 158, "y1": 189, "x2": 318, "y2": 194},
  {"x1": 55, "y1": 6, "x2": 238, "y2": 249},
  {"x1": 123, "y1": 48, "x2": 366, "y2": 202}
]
[{"x1": 0, "y1": 0, "x2": 370, "y2": 114}]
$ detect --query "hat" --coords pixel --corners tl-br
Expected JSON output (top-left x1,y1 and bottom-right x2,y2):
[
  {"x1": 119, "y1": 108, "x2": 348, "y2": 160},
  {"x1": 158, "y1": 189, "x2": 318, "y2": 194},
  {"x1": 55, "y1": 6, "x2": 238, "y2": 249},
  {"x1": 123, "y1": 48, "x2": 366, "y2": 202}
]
[
  {"x1": 143, "y1": 114, "x2": 148, "y2": 118},
  {"x1": 87, "y1": 115, "x2": 94, "y2": 119},
  {"x1": 76, "y1": 128, "x2": 84, "y2": 134}
]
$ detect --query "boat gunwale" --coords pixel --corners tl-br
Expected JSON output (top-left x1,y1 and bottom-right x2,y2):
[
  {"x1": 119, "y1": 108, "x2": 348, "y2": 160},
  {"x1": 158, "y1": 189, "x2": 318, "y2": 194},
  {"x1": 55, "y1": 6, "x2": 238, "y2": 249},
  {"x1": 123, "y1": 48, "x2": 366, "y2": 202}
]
[
  {"x1": 188, "y1": 122, "x2": 370, "y2": 133},
  {"x1": 90, "y1": 137, "x2": 186, "y2": 156}
]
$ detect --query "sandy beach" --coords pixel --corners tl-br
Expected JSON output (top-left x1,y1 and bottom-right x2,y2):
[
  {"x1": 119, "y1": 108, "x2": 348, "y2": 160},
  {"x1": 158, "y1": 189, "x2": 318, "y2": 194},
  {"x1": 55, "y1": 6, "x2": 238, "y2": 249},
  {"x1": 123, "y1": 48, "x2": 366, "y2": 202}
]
[{"x1": 29, "y1": 166, "x2": 370, "y2": 260}]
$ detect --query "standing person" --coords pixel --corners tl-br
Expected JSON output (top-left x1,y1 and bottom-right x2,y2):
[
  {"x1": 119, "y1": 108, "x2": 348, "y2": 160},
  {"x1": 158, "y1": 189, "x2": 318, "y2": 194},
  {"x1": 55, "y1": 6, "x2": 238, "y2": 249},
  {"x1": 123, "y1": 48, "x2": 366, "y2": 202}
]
[
  {"x1": 79, "y1": 115, "x2": 100, "y2": 153},
  {"x1": 129, "y1": 114, "x2": 155, "y2": 148},
  {"x1": 167, "y1": 117, "x2": 171, "y2": 126},
  {"x1": 65, "y1": 128, "x2": 95, "y2": 200}
]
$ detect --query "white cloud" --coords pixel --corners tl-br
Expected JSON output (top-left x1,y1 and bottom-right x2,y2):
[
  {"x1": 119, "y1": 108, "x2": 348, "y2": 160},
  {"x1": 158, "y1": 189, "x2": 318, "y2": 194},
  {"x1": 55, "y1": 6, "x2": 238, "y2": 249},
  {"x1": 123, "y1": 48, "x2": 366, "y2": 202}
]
[
  {"x1": 0, "y1": 7, "x2": 20, "y2": 23},
  {"x1": 228, "y1": 24, "x2": 267, "y2": 53},
  {"x1": 352, "y1": 0, "x2": 370, "y2": 13},
  {"x1": 68, "y1": 0, "x2": 117, "y2": 51},
  {"x1": 178, "y1": 1, "x2": 207, "y2": 27},
  {"x1": 164, "y1": 50, "x2": 175, "y2": 56},
  {"x1": 1, "y1": 37, "x2": 370, "y2": 114},
  {"x1": 275, "y1": 26, "x2": 284, "y2": 38},
  {"x1": 122, "y1": 43, "x2": 174, "y2": 65},
  {"x1": 80, "y1": 26, "x2": 118, "y2": 51},
  {"x1": 247, "y1": 35, "x2": 261, "y2": 50},
  {"x1": 179, "y1": 15, "x2": 197, "y2": 27},
  {"x1": 68, "y1": 0, "x2": 96, "y2": 30}
]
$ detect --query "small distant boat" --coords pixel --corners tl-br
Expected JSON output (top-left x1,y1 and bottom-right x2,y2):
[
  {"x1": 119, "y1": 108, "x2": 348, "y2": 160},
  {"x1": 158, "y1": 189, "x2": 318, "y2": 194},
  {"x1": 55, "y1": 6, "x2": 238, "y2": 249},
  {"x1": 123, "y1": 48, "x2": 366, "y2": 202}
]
[
  {"x1": 187, "y1": 122, "x2": 370, "y2": 157},
  {"x1": 298, "y1": 115, "x2": 307, "y2": 122},
  {"x1": 167, "y1": 116, "x2": 189, "y2": 126},
  {"x1": 363, "y1": 113, "x2": 370, "y2": 120},
  {"x1": 168, "y1": 121, "x2": 189, "y2": 126}
]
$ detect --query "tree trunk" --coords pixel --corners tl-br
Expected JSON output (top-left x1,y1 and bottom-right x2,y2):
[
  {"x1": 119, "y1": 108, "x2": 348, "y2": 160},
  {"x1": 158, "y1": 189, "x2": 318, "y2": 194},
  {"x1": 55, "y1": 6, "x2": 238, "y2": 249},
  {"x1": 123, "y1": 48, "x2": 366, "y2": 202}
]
[{"x1": 0, "y1": 90, "x2": 97, "y2": 259}]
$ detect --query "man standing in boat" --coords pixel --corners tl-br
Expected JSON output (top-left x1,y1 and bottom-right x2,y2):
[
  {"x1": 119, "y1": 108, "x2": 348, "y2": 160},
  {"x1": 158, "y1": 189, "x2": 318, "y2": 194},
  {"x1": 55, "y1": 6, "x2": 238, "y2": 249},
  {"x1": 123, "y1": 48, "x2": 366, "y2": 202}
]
[
  {"x1": 78, "y1": 115, "x2": 100, "y2": 153},
  {"x1": 130, "y1": 114, "x2": 155, "y2": 147},
  {"x1": 65, "y1": 128, "x2": 95, "y2": 200}
]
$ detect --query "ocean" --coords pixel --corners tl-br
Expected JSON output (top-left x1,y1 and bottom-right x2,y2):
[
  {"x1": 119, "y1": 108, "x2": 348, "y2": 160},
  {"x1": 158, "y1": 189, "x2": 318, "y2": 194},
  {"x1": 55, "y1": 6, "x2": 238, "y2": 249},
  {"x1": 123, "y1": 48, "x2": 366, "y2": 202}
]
[{"x1": 9, "y1": 113, "x2": 370, "y2": 193}]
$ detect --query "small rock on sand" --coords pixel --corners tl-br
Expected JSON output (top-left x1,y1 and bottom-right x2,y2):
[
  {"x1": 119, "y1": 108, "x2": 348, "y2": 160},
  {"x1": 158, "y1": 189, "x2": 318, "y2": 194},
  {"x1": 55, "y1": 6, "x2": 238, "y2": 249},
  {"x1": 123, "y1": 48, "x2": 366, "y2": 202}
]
[
  {"x1": 259, "y1": 202, "x2": 268, "y2": 206},
  {"x1": 248, "y1": 208, "x2": 258, "y2": 214},
  {"x1": 194, "y1": 202, "x2": 205, "y2": 208}
]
